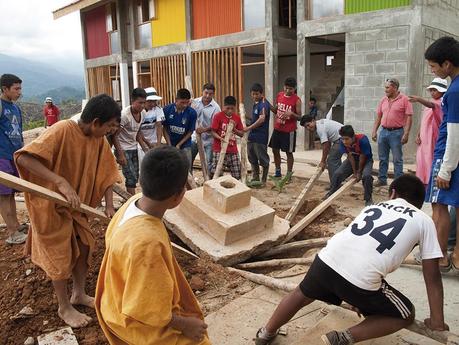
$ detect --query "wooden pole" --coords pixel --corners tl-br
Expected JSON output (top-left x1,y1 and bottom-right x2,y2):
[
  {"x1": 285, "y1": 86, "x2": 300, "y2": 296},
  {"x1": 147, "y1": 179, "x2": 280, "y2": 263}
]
[
  {"x1": 260, "y1": 237, "x2": 329, "y2": 258},
  {"x1": 112, "y1": 184, "x2": 132, "y2": 201},
  {"x1": 213, "y1": 120, "x2": 235, "y2": 179},
  {"x1": 196, "y1": 133, "x2": 209, "y2": 181},
  {"x1": 282, "y1": 179, "x2": 356, "y2": 243},
  {"x1": 239, "y1": 103, "x2": 249, "y2": 183},
  {"x1": 0, "y1": 171, "x2": 108, "y2": 222},
  {"x1": 172, "y1": 243, "x2": 199, "y2": 259},
  {"x1": 187, "y1": 173, "x2": 197, "y2": 189},
  {"x1": 229, "y1": 267, "x2": 456, "y2": 344},
  {"x1": 237, "y1": 257, "x2": 314, "y2": 269},
  {"x1": 285, "y1": 166, "x2": 324, "y2": 223}
]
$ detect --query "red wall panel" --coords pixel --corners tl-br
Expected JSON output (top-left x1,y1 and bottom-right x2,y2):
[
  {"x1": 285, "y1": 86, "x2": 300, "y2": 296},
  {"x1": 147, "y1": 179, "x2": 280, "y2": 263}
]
[
  {"x1": 84, "y1": 6, "x2": 110, "y2": 59},
  {"x1": 192, "y1": 0, "x2": 242, "y2": 39}
]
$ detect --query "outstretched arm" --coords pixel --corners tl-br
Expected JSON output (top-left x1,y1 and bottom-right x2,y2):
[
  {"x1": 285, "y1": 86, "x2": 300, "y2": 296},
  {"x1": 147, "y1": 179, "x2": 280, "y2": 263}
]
[{"x1": 422, "y1": 258, "x2": 448, "y2": 331}]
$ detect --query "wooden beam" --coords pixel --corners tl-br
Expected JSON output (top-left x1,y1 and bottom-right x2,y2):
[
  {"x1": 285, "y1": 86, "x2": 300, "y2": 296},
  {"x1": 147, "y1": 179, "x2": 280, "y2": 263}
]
[
  {"x1": 282, "y1": 179, "x2": 356, "y2": 243},
  {"x1": 112, "y1": 184, "x2": 132, "y2": 201},
  {"x1": 239, "y1": 103, "x2": 249, "y2": 183},
  {"x1": 285, "y1": 167, "x2": 323, "y2": 223},
  {"x1": 237, "y1": 257, "x2": 314, "y2": 269},
  {"x1": 172, "y1": 243, "x2": 199, "y2": 259},
  {"x1": 196, "y1": 133, "x2": 209, "y2": 181},
  {"x1": 213, "y1": 120, "x2": 235, "y2": 179},
  {"x1": 0, "y1": 171, "x2": 108, "y2": 222},
  {"x1": 187, "y1": 173, "x2": 197, "y2": 189},
  {"x1": 260, "y1": 237, "x2": 329, "y2": 258}
]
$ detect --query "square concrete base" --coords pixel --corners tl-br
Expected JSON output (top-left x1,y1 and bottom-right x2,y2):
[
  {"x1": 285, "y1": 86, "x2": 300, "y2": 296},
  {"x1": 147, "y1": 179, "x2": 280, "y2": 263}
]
[{"x1": 164, "y1": 209, "x2": 290, "y2": 266}]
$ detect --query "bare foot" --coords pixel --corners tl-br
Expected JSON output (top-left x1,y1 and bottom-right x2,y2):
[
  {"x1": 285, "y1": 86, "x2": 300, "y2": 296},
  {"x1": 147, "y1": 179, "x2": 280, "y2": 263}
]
[
  {"x1": 58, "y1": 305, "x2": 92, "y2": 328},
  {"x1": 70, "y1": 293, "x2": 95, "y2": 308},
  {"x1": 452, "y1": 252, "x2": 459, "y2": 269}
]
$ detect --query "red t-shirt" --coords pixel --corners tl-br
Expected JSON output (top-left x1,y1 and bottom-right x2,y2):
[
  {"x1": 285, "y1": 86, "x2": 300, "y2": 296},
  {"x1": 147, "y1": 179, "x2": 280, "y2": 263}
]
[
  {"x1": 43, "y1": 105, "x2": 60, "y2": 126},
  {"x1": 211, "y1": 111, "x2": 243, "y2": 154},
  {"x1": 274, "y1": 92, "x2": 300, "y2": 133}
]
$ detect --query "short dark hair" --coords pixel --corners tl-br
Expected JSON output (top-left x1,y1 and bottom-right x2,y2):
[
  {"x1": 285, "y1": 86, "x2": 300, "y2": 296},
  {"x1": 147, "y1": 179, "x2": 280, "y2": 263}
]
[
  {"x1": 389, "y1": 174, "x2": 425, "y2": 209},
  {"x1": 80, "y1": 94, "x2": 121, "y2": 124},
  {"x1": 1, "y1": 74, "x2": 22, "y2": 91},
  {"x1": 176, "y1": 88, "x2": 191, "y2": 100},
  {"x1": 140, "y1": 146, "x2": 188, "y2": 201},
  {"x1": 425, "y1": 36, "x2": 459, "y2": 67},
  {"x1": 202, "y1": 83, "x2": 215, "y2": 91},
  {"x1": 309, "y1": 97, "x2": 317, "y2": 103},
  {"x1": 300, "y1": 115, "x2": 314, "y2": 127},
  {"x1": 224, "y1": 96, "x2": 237, "y2": 106},
  {"x1": 339, "y1": 125, "x2": 355, "y2": 138},
  {"x1": 250, "y1": 83, "x2": 264, "y2": 93},
  {"x1": 131, "y1": 87, "x2": 147, "y2": 101},
  {"x1": 284, "y1": 77, "x2": 297, "y2": 88}
]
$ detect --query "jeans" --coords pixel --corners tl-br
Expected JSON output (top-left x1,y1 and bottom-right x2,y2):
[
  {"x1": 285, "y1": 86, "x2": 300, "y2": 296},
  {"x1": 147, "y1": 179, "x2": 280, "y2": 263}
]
[
  {"x1": 327, "y1": 141, "x2": 343, "y2": 183},
  {"x1": 191, "y1": 141, "x2": 213, "y2": 174},
  {"x1": 182, "y1": 146, "x2": 192, "y2": 173},
  {"x1": 120, "y1": 149, "x2": 139, "y2": 189},
  {"x1": 329, "y1": 158, "x2": 374, "y2": 202},
  {"x1": 378, "y1": 127, "x2": 404, "y2": 183}
]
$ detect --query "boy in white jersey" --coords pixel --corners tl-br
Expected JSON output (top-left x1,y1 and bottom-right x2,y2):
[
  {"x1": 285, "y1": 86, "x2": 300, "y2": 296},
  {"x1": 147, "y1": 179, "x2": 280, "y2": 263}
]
[{"x1": 255, "y1": 174, "x2": 448, "y2": 345}]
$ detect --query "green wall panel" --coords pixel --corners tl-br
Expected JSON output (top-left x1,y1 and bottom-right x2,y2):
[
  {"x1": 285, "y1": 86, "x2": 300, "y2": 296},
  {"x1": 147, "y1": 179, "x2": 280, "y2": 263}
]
[{"x1": 345, "y1": 0, "x2": 411, "y2": 14}]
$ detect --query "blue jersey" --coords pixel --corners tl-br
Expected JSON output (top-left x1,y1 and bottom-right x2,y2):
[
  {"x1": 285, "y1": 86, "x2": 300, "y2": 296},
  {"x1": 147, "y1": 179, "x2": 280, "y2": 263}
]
[
  {"x1": 0, "y1": 99, "x2": 23, "y2": 160},
  {"x1": 248, "y1": 100, "x2": 270, "y2": 145},
  {"x1": 163, "y1": 104, "x2": 197, "y2": 148},
  {"x1": 434, "y1": 75, "x2": 459, "y2": 159},
  {"x1": 340, "y1": 134, "x2": 372, "y2": 159}
]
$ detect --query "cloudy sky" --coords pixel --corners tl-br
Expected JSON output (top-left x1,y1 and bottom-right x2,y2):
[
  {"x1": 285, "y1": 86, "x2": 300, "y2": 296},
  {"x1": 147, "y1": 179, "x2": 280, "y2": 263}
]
[{"x1": 0, "y1": 0, "x2": 84, "y2": 75}]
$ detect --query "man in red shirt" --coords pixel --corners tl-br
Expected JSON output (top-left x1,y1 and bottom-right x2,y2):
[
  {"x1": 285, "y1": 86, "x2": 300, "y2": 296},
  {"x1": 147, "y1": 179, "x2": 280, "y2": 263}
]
[
  {"x1": 43, "y1": 97, "x2": 60, "y2": 127},
  {"x1": 371, "y1": 78, "x2": 413, "y2": 186},
  {"x1": 269, "y1": 77, "x2": 302, "y2": 179},
  {"x1": 210, "y1": 96, "x2": 244, "y2": 180}
]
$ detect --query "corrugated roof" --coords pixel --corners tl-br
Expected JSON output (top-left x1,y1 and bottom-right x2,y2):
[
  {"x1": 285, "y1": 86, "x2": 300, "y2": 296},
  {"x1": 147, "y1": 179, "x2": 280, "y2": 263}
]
[{"x1": 52, "y1": 0, "x2": 104, "y2": 19}]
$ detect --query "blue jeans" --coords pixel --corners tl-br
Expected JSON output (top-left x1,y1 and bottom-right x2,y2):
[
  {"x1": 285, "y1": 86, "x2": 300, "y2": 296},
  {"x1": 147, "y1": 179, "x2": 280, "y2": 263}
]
[
  {"x1": 378, "y1": 128, "x2": 404, "y2": 183},
  {"x1": 191, "y1": 141, "x2": 213, "y2": 174}
]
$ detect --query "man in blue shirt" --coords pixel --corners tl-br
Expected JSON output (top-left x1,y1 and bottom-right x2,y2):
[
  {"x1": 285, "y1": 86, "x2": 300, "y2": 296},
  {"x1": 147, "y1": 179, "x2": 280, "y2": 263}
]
[
  {"x1": 326, "y1": 125, "x2": 374, "y2": 206},
  {"x1": 163, "y1": 88, "x2": 197, "y2": 172},
  {"x1": 245, "y1": 83, "x2": 270, "y2": 185},
  {"x1": 424, "y1": 36, "x2": 459, "y2": 272},
  {"x1": 0, "y1": 74, "x2": 27, "y2": 245}
]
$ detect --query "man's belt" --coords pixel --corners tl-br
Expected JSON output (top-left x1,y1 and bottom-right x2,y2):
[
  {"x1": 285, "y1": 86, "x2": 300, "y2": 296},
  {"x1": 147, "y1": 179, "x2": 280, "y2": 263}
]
[{"x1": 382, "y1": 126, "x2": 403, "y2": 131}]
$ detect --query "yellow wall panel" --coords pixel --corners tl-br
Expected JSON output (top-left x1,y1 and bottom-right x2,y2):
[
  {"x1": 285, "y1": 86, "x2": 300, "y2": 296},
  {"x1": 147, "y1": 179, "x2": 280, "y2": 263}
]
[{"x1": 151, "y1": 0, "x2": 186, "y2": 47}]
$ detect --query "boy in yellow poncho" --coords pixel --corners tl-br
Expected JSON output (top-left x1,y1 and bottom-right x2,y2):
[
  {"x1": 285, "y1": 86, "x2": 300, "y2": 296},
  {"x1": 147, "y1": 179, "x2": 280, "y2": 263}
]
[{"x1": 95, "y1": 146, "x2": 210, "y2": 345}]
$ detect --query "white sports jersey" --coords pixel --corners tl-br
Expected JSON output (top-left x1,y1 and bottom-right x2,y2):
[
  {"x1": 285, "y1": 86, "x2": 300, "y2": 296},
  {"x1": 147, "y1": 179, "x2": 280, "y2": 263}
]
[
  {"x1": 118, "y1": 106, "x2": 146, "y2": 151},
  {"x1": 140, "y1": 106, "x2": 165, "y2": 144},
  {"x1": 319, "y1": 198, "x2": 442, "y2": 291}
]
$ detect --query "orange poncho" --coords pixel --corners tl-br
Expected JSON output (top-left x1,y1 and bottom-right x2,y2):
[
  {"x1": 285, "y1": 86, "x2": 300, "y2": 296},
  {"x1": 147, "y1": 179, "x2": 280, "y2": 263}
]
[{"x1": 15, "y1": 120, "x2": 120, "y2": 280}]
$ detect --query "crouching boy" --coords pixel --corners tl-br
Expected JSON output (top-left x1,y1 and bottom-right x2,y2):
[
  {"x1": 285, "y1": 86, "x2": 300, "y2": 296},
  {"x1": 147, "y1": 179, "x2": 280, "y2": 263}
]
[{"x1": 95, "y1": 146, "x2": 210, "y2": 345}]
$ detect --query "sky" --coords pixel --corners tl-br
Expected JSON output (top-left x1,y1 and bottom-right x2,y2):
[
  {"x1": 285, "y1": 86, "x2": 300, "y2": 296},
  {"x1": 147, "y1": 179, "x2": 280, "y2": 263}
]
[{"x1": 0, "y1": 0, "x2": 84, "y2": 75}]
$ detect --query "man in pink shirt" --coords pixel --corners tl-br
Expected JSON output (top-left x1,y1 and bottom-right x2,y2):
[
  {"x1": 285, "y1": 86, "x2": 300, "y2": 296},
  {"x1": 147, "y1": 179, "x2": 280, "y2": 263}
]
[{"x1": 372, "y1": 78, "x2": 413, "y2": 186}]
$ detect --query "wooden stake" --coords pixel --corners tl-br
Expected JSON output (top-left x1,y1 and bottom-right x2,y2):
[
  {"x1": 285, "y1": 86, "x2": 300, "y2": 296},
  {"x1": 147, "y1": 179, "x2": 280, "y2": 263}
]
[
  {"x1": 282, "y1": 179, "x2": 356, "y2": 243},
  {"x1": 213, "y1": 120, "x2": 235, "y2": 179},
  {"x1": 260, "y1": 237, "x2": 329, "y2": 258},
  {"x1": 237, "y1": 257, "x2": 314, "y2": 269},
  {"x1": 172, "y1": 242, "x2": 199, "y2": 259},
  {"x1": 227, "y1": 267, "x2": 297, "y2": 292},
  {"x1": 187, "y1": 173, "x2": 197, "y2": 189},
  {"x1": 0, "y1": 171, "x2": 108, "y2": 222},
  {"x1": 196, "y1": 133, "x2": 209, "y2": 181},
  {"x1": 285, "y1": 167, "x2": 323, "y2": 223},
  {"x1": 239, "y1": 103, "x2": 249, "y2": 183},
  {"x1": 112, "y1": 184, "x2": 132, "y2": 201}
]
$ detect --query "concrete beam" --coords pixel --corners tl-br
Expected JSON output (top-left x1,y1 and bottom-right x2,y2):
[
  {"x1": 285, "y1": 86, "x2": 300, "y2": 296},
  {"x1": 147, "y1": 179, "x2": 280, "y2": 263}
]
[
  {"x1": 119, "y1": 62, "x2": 130, "y2": 108},
  {"x1": 265, "y1": 0, "x2": 279, "y2": 126},
  {"x1": 297, "y1": 35, "x2": 310, "y2": 150},
  {"x1": 422, "y1": 6, "x2": 459, "y2": 36},
  {"x1": 85, "y1": 54, "x2": 121, "y2": 68},
  {"x1": 79, "y1": 10, "x2": 90, "y2": 99}
]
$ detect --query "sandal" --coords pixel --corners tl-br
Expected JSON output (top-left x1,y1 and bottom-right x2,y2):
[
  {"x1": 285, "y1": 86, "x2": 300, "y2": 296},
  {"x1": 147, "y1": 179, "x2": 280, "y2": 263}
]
[
  {"x1": 439, "y1": 254, "x2": 452, "y2": 273},
  {"x1": 253, "y1": 327, "x2": 278, "y2": 345},
  {"x1": 451, "y1": 252, "x2": 459, "y2": 274},
  {"x1": 5, "y1": 230, "x2": 27, "y2": 245},
  {"x1": 18, "y1": 223, "x2": 29, "y2": 234}
]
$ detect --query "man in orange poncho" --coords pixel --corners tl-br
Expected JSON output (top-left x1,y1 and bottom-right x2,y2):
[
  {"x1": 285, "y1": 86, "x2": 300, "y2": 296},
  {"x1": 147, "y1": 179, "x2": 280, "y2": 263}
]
[
  {"x1": 95, "y1": 146, "x2": 210, "y2": 345},
  {"x1": 15, "y1": 94, "x2": 121, "y2": 328}
]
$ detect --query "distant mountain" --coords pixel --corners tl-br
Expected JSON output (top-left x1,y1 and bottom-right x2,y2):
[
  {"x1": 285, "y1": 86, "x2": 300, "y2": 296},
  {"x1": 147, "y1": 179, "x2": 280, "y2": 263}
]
[
  {"x1": 30, "y1": 86, "x2": 85, "y2": 104},
  {"x1": 0, "y1": 53, "x2": 84, "y2": 100}
]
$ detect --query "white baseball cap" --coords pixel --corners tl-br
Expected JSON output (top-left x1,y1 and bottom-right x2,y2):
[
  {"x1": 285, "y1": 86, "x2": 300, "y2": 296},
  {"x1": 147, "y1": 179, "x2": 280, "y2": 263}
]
[
  {"x1": 427, "y1": 78, "x2": 448, "y2": 93},
  {"x1": 45, "y1": 97, "x2": 53, "y2": 103},
  {"x1": 145, "y1": 87, "x2": 162, "y2": 101}
]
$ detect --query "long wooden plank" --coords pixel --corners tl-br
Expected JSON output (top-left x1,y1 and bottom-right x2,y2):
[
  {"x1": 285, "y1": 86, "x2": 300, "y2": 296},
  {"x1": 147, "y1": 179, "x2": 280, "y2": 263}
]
[
  {"x1": 237, "y1": 257, "x2": 314, "y2": 269},
  {"x1": 0, "y1": 171, "x2": 108, "y2": 221},
  {"x1": 196, "y1": 133, "x2": 209, "y2": 180},
  {"x1": 282, "y1": 179, "x2": 356, "y2": 243},
  {"x1": 213, "y1": 120, "x2": 235, "y2": 179},
  {"x1": 285, "y1": 167, "x2": 324, "y2": 223},
  {"x1": 260, "y1": 237, "x2": 329, "y2": 258},
  {"x1": 112, "y1": 184, "x2": 132, "y2": 201},
  {"x1": 239, "y1": 103, "x2": 249, "y2": 183}
]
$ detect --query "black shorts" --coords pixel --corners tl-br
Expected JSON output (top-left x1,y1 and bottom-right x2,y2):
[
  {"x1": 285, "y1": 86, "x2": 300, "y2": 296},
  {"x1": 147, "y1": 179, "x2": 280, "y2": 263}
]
[
  {"x1": 299, "y1": 256, "x2": 413, "y2": 320},
  {"x1": 268, "y1": 130, "x2": 296, "y2": 153}
]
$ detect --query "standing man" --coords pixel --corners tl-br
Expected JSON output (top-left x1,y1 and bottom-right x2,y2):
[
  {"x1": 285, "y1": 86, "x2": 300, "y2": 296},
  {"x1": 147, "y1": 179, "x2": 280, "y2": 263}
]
[
  {"x1": 0, "y1": 74, "x2": 27, "y2": 244},
  {"x1": 43, "y1": 97, "x2": 60, "y2": 128},
  {"x1": 301, "y1": 115, "x2": 343, "y2": 184},
  {"x1": 424, "y1": 36, "x2": 459, "y2": 272},
  {"x1": 163, "y1": 89, "x2": 197, "y2": 172},
  {"x1": 139, "y1": 87, "x2": 165, "y2": 149},
  {"x1": 191, "y1": 83, "x2": 221, "y2": 173},
  {"x1": 372, "y1": 78, "x2": 413, "y2": 186}
]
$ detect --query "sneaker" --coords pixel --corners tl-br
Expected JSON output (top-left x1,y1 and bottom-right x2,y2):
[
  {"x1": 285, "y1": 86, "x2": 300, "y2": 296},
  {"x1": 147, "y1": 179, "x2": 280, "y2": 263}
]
[
  {"x1": 274, "y1": 169, "x2": 282, "y2": 178},
  {"x1": 5, "y1": 230, "x2": 28, "y2": 245},
  {"x1": 374, "y1": 180, "x2": 387, "y2": 187},
  {"x1": 365, "y1": 199, "x2": 373, "y2": 207},
  {"x1": 254, "y1": 327, "x2": 277, "y2": 345},
  {"x1": 321, "y1": 330, "x2": 353, "y2": 345}
]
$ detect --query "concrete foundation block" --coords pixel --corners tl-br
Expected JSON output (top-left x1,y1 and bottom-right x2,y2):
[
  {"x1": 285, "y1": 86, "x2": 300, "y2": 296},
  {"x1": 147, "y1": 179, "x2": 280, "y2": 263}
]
[{"x1": 203, "y1": 176, "x2": 251, "y2": 213}]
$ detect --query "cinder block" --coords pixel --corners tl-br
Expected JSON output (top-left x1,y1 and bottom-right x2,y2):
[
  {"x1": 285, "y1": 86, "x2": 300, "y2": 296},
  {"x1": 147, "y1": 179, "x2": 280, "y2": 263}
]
[
  {"x1": 347, "y1": 32, "x2": 365, "y2": 42},
  {"x1": 346, "y1": 76, "x2": 364, "y2": 86},
  {"x1": 346, "y1": 97, "x2": 364, "y2": 108},
  {"x1": 365, "y1": 52, "x2": 385, "y2": 64},
  {"x1": 386, "y1": 26, "x2": 409, "y2": 39},
  {"x1": 386, "y1": 50, "x2": 408, "y2": 62},
  {"x1": 354, "y1": 64, "x2": 374, "y2": 75},
  {"x1": 203, "y1": 176, "x2": 251, "y2": 214},
  {"x1": 346, "y1": 54, "x2": 365, "y2": 65},
  {"x1": 365, "y1": 29, "x2": 386, "y2": 41},
  {"x1": 398, "y1": 38, "x2": 408, "y2": 49},
  {"x1": 364, "y1": 75, "x2": 386, "y2": 87},
  {"x1": 375, "y1": 63, "x2": 395, "y2": 74},
  {"x1": 355, "y1": 41, "x2": 375, "y2": 52},
  {"x1": 395, "y1": 62, "x2": 408, "y2": 74},
  {"x1": 346, "y1": 42, "x2": 356, "y2": 53},
  {"x1": 376, "y1": 39, "x2": 398, "y2": 51}
]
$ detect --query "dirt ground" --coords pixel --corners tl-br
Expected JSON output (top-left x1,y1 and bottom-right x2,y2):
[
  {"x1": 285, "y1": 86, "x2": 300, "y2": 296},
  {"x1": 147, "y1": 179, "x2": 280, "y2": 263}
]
[{"x1": 0, "y1": 173, "x2": 353, "y2": 345}]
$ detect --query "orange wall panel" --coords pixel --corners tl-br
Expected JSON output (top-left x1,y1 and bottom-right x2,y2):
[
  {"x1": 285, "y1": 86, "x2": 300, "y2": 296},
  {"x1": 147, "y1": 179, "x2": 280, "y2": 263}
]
[{"x1": 192, "y1": 0, "x2": 242, "y2": 39}]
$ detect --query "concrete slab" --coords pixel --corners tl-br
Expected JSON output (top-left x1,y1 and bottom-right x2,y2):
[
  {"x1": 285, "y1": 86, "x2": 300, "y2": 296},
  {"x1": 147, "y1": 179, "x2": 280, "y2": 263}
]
[
  {"x1": 37, "y1": 327, "x2": 78, "y2": 345},
  {"x1": 203, "y1": 176, "x2": 251, "y2": 213}
]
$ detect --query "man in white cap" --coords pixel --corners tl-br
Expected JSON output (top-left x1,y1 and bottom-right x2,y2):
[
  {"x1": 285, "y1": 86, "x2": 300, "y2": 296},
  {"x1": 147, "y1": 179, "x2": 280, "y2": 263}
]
[
  {"x1": 139, "y1": 87, "x2": 165, "y2": 149},
  {"x1": 43, "y1": 97, "x2": 60, "y2": 128},
  {"x1": 409, "y1": 78, "x2": 448, "y2": 186}
]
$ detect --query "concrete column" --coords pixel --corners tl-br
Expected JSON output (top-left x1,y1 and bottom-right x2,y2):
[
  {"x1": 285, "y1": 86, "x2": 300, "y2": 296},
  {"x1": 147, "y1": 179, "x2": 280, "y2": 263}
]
[
  {"x1": 120, "y1": 62, "x2": 130, "y2": 108},
  {"x1": 297, "y1": 35, "x2": 310, "y2": 150},
  {"x1": 117, "y1": 0, "x2": 132, "y2": 106},
  {"x1": 79, "y1": 10, "x2": 90, "y2": 100},
  {"x1": 265, "y1": 0, "x2": 279, "y2": 136},
  {"x1": 184, "y1": 0, "x2": 193, "y2": 78},
  {"x1": 132, "y1": 60, "x2": 138, "y2": 88}
]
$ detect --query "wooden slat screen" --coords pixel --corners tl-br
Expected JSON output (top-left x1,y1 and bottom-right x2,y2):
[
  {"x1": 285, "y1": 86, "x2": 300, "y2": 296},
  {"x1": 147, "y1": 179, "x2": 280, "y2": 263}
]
[
  {"x1": 192, "y1": 47, "x2": 240, "y2": 107},
  {"x1": 87, "y1": 65, "x2": 112, "y2": 97}
]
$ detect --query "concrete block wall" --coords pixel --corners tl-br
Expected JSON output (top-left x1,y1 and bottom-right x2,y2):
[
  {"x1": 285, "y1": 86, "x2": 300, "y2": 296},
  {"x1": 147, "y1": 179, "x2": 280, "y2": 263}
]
[
  {"x1": 344, "y1": 26, "x2": 410, "y2": 140},
  {"x1": 422, "y1": 0, "x2": 459, "y2": 12}
]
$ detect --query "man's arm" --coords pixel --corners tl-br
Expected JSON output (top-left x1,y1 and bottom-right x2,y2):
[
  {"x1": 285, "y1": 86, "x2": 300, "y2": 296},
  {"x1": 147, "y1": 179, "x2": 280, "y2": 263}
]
[
  {"x1": 163, "y1": 126, "x2": 171, "y2": 145},
  {"x1": 372, "y1": 113, "x2": 382, "y2": 142},
  {"x1": 285, "y1": 99, "x2": 302, "y2": 120},
  {"x1": 437, "y1": 122, "x2": 459, "y2": 189},
  {"x1": 175, "y1": 131, "x2": 192, "y2": 149},
  {"x1": 408, "y1": 95, "x2": 436, "y2": 109},
  {"x1": 319, "y1": 141, "x2": 331, "y2": 170},
  {"x1": 245, "y1": 108, "x2": 266, "y2": 132},
  {"x1": 112, "y1": 130, "x2": 127, "y2": 166},
  {"x1": 348, "y1": 153, "x2": 357, "y2": 175},
  {"x1": 104, "y1": 186, "x2": 115, "y2": 218},
  {"x1": 15, "y1": 153, "x2": 80, "y2": 208},
  {"x1": 169, "y1": 314, "x2": 208, "y2": 342},
  {"x1": 136, "y1": 131, "x2": 150, "y2": 152},
  {"x1": 211, "y1": 129, "x2": 224, "y2": 142},
  {"x1": 155, "y1": 122, "x2": 163, "y2": 146},
  {"x1": 422, "y1": 258, "x2": 448, "y2": 331},
  {"x1": 355, "y1": 153, "x2": 367, "y2": 181},
  {"x1": 401, "y1": 115, "x2": 412, "y2": 145}
]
